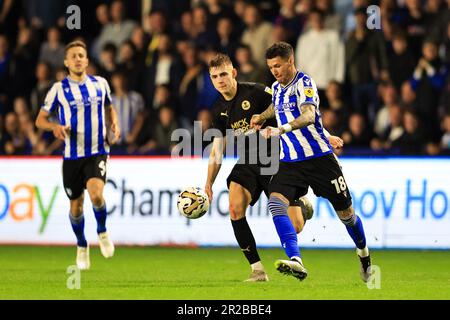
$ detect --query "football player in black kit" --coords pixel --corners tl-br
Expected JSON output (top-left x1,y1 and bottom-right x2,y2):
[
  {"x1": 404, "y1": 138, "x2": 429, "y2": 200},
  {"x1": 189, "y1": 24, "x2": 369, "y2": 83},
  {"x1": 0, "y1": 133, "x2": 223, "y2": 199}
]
[{"x1": 204, "y1": 54, "x2": 343, "y2": 282}]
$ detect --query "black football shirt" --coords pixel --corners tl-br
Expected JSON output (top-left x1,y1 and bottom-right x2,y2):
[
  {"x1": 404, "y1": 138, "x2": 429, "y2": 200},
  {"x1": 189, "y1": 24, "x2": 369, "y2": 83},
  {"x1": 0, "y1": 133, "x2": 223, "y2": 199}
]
[{"x1": 211, "y1": 82, "x2": 277, "y2": 163}]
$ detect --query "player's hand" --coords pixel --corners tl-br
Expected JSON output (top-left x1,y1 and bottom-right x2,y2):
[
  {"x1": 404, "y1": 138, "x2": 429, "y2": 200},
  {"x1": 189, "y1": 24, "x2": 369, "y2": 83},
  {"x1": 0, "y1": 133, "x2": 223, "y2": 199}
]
[
  {"x1": 329, "y1": 135, "x2": 344, "y2": 149},
  {"x1": 52, "y1": 124, "x2": 70, "y2": 141},
  {"x1": 250, "y1": 114, "x2": 266, "y2": 131},
  {"x1": 260, "y1": 126, "x2": 281, "y2": 139},
  {"x1": 109, "y1": 122, "x2": 121, "y2": 145},
  {"x1": 205, "y1": 183, "x2": 213, "y2": 202}
]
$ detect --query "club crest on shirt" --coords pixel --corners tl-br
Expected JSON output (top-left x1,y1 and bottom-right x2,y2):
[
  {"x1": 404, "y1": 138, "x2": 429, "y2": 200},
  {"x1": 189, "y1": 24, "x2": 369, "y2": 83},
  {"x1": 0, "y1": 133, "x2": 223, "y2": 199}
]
[
  {"x1": 304, "y1": 88, "x2": 314, "y2": 98},
  {"x1": 241, "y1": 100, "x2": 251, "y2": 110}
]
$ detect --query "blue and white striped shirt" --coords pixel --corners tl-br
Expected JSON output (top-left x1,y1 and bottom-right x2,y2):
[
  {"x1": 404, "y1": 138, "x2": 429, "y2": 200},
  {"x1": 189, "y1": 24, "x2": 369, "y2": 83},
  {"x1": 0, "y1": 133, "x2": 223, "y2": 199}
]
[
  {"x1": 272, "y1": 71, "x2": 332, "y2": 162},
  {"x1": 42, "y1": 75, "x2": 112, "y2": 160}
]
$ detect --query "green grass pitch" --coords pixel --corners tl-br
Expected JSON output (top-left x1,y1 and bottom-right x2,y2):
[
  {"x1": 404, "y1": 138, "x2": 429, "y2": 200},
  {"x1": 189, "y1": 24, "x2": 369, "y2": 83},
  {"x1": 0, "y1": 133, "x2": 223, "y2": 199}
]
[{"x1": 0, "y1": 246, "x2": 449, "y2": 300}]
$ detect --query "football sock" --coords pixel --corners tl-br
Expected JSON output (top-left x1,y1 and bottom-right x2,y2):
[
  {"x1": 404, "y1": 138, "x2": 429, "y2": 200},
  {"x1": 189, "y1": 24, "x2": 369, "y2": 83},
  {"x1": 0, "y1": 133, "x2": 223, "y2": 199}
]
[
  {"x1": 93, "y1": 203, "x2": 107, "y2": 234},
  {"x1": 268, "y1": 196, "x2": 301, "y2": 259},
  {"x1": 69, "y1": 212, "x2": 87, "y2": 247},
  {"x1": 251, "y1": 261, "x2": 264, "y2": 272},
  {"x1": 341, "y1": 214, "x2": 367, "y2": 250},
  {"x1": 231, "y1": 217, "x2": 261, "y2": 265}
]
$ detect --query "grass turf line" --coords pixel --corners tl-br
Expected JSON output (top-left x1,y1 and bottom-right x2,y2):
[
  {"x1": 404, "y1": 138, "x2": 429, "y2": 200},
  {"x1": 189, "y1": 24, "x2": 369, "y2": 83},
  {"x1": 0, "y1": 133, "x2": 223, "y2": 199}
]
[{"x1": 0, "y1": 246, "x2": 449, "y2": 300}]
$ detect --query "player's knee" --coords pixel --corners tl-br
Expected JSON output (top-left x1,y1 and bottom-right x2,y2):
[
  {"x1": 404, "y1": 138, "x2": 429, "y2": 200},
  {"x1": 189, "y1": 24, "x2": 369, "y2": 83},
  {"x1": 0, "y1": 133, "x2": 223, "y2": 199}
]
[
  {"x1": 229, "y1": 202, "x2": 246, "y2": 220},
  {"x1": 337, "y1": 205, "x2": 356, "y2": 226},
  {"x1": 89, "y1": 191, "x2": 104, "y2": 207}
]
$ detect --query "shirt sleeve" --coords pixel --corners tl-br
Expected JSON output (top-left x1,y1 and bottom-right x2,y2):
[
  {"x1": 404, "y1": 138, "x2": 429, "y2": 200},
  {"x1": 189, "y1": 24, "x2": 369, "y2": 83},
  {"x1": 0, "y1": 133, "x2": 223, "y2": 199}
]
[
  {"x1": 100, "y1": 77, "x2": 112, "y2": 106},
  {"x1": 41, "y1": 83, "x2": 60, "y2": 113},
  {"x1": 296, "y1": 74, "x2": 320, "y2": 109},
  {"x1": 211, "y1": 105, "x2": 227, "y2": 136}
]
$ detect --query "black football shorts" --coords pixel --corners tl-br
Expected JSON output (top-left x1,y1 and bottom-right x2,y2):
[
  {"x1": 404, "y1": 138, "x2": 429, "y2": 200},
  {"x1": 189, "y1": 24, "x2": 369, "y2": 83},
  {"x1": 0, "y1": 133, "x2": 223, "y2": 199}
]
[
  {"x1": 269, "y1": 154, "x2": 352, "y2": 211},
  {"x1": 62, "y1": 154, "x2": 108, "y2": 200}
]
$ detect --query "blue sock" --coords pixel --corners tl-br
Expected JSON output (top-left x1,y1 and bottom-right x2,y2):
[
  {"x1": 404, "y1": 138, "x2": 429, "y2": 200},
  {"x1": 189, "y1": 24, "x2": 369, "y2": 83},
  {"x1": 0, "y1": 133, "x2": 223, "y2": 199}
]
[
  {"x1": 342, "y1": 214, "x2": 367, "y2": 249},
  {"x1": 93, "y1": 203, "x2": 107, "y2": 234},
  {"x1": 268, "y1": 196, "x2": 301, "y2": 259},
  {"x1": 69, "y1": 213, "x2": 87, "y2": 247}
]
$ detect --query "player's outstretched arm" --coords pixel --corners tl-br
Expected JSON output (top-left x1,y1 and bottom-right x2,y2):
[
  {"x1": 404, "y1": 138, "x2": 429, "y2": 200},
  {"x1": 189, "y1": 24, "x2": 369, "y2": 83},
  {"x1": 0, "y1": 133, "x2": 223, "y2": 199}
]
[
  {"x1": 279, "y1": 103, "x2": 315, "y2": 134},
  {"x1": 205, "y1": 136, "x2": 226, "y2": 201},
  {"x1": 250, "y1": 103, "x2": 275, "y2": 130},
  {"x1": 35, "y1": 109, "x2": 69, "y2": 141}
]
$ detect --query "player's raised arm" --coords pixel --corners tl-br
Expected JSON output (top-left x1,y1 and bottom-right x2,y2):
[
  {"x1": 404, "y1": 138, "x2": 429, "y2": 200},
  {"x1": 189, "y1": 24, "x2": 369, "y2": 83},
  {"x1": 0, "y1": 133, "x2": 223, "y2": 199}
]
[
  {"x1": 205, "y1": 136, "x2": 226, "y2": 201},
  {"x1": 250, "y1": 103, "x2": 275, "y2": 130},
  {"x1": 35, "y1": 109, "x2": 69, "y2": 141}
]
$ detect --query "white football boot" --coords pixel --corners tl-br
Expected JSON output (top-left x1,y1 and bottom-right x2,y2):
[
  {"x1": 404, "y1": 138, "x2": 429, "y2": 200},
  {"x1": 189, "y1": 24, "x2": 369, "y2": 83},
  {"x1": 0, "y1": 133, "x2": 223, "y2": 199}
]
[
  {"x1": 98, "y1": 232, "x2": 115, "y2": 258},
  {"x1": 76, "y1": 246, "x2": 90, "y2": 270},
  {"x1": 275, "y1": 257, "x2": 308, "y2": 281}
]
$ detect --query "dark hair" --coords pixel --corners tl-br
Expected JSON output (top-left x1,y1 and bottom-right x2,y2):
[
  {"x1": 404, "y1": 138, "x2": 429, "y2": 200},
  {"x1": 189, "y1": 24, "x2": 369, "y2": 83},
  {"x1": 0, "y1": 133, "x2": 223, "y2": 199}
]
[
  {"x1": 65, "y1": 40, "x2": 88, "y2": 57},
  {"x1": 265, "y1": 42, "x2": 294, "y2": 60},
  {"x1": 102, "y1": 42, "x2": 117, "y2": 55},
  {"x1": 208, "y1": 53, "x2": 233, "y2": 70}
]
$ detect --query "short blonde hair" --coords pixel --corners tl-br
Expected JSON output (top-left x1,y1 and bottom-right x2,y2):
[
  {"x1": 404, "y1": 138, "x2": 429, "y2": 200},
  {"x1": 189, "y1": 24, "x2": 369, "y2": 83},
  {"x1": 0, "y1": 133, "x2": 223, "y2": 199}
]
[
  {"x1": 64, "y1": 40, "x2": 88, "y2": 57},
  {"x1": 208, "y1": 53, "x2": 233, "y2": 70}
]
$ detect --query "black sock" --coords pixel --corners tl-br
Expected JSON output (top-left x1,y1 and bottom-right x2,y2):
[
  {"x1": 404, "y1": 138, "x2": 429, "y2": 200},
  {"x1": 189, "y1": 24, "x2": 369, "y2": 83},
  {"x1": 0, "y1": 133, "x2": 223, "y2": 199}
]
[{"x1": 231, "y1": 217, "x2": 261, "y2": 265}]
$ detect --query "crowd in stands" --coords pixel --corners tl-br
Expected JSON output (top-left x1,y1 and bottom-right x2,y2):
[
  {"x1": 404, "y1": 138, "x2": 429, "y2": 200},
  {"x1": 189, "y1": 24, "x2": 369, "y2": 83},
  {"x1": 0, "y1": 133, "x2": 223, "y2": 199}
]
[{"x1": 0, "y1": 0, "x2": 449, "y2": 157}]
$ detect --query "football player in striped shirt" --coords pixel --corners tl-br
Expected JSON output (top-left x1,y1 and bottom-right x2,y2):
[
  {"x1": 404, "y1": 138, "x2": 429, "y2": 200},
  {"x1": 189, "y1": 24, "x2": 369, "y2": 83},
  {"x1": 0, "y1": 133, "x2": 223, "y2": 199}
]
[
  {"x1": 36, "y1": 41, "x2": 120, "y2": 270},
  {"x1": 251, "y1": 42, "x2": 371, "y2": 282}
]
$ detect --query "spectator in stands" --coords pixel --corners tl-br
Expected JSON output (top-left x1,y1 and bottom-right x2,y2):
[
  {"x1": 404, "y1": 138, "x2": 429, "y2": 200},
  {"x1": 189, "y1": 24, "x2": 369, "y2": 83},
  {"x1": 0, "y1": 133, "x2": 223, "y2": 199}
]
[
  {"x1": 404, "y1": 0, "x2": 427, "y2": 59},
  {"x1": 325, "y1": 80, "x2": 347, "y2": 126},
  {"x1": 241, "y1": 3, "x2": 274, "y2": 68},
  {"x1": 2, "y1": 111, "x2": 31, "y2": 155},
  {"x1": 374, "y1": 83, "x2": 399, "y2": 138},
  {"x1": 391, "y1": 108, "x2": 428, "y2": 155},
  {"x1": 97, "y1": 0, "x2": 137, "y2": 56},
  {"x1": 388, "y1": 32, "x2": 417, "y2": 91},
  {"x1": 191, "y1": 5, "x2": 216, "y2": 48},
  {"x1": 215, "y1": 16, "x2": 238, "y2": 58},
  {"x1": 143, "y1": 10, "x2": 169, "y2": 68},
  {"x1": 140, "y1": 105, "x2": 178, "y2": 154},
  {"x1": 141, "y1": 33, "x2": 183, "y2": 110},
  {"x1": 235, "y1": 44, "x2": 268, "y2": 85},
  {"x1": 322, "y1": 109, "x2": 345, "y2": 137},
  {"x1": 296, "y1": 9, "x2": 345, "y2": 95},
  {"x1": 275, "y1": 0, "x2": 305, "y2": 46},
  {"x1": 111, "y1": 72, "x2": 145, "y2": 153},
  {"x1": 316, "y1": 0, "x2": 343, "y2": 32},
  {"x1": 30, "y1": 62, "x2": 52, "y2": 118},
  {"x1": 39, "y1": 26, "x2": 65, "y2": 71},
  {"x1": 98, "y1": 43, "x2": 118, "y2": 84},
  {"x1": 118, "y1": 40, "x2": 140, "y2": 91},
  {"x1": 410, "y1": 39, "x2": 447, "y2": 140},
  {"x1": 345, "y1": 7, "x2": 389, "y2": 123},
  {"x1": 13, "y1": 27, "x2": 38, "y2": 98},
  {"x1": 342, "y1": 113, "x2": 373, "y2": 151},
  {"x1": 400, "y1": 80, "x2": 418, "y2": 109},
  {"x1": 372, "y1": 103, "x2": 404, "y2": 151}
]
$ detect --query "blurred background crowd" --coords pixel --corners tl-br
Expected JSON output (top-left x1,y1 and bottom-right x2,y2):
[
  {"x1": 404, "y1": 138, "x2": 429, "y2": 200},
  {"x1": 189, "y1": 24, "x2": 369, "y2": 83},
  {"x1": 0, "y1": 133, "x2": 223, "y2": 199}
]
[{"x1": 0, "y1": 0, "x2": 449, "y2": 157}]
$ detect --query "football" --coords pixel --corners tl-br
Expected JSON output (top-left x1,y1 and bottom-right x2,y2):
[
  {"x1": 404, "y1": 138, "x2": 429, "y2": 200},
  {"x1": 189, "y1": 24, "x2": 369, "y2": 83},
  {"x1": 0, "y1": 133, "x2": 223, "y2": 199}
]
[{"x1": 177, "y1": 187, "x2": 210, "y2": 219}]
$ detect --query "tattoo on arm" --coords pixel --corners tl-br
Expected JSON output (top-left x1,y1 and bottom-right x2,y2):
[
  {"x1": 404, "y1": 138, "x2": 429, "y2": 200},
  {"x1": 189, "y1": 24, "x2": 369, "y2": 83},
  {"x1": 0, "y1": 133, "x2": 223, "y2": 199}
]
[
  {"x1": 288, "y1": 104, "x2": 316, "y2": 130},
  {"x1": 260, "y1": 103, "x2": 275, "y2": 121}
]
